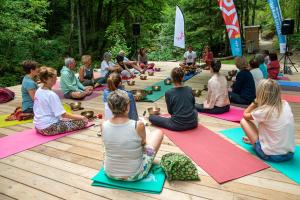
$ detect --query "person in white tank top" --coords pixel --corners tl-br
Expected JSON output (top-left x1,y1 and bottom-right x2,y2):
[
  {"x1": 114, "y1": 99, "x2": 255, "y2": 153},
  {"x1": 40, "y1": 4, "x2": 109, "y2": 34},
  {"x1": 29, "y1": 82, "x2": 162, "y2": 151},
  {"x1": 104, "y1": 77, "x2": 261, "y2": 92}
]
[
  {"x1": 102, "y1": 90, "x2": 164, "y2": 181},
  {"x1": 241, "y1": 79, "x2": 295, "y2": 162}
]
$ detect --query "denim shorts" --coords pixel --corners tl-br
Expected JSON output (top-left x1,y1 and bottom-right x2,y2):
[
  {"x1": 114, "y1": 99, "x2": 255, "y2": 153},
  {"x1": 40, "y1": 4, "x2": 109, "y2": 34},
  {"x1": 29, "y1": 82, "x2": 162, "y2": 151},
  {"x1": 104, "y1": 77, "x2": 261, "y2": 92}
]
[{"x1": 254, "y1": 140, "x2": 294, "y2": 162}]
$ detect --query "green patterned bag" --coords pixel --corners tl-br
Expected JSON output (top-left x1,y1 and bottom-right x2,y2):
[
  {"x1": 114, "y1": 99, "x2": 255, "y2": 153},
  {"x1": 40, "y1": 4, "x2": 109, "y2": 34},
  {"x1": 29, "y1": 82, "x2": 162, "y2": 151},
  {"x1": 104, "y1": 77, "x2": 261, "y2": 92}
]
[{"x1": 160, "y1": 153, "x2": 199, "y2": 181}]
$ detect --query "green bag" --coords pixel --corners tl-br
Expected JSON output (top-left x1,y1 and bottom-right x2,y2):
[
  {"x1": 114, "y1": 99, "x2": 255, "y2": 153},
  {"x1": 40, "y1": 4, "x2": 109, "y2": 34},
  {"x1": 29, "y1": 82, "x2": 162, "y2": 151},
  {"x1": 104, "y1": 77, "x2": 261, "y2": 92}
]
[{"x1": 160, "y1": 153, "x2": 199, "y2": 181}]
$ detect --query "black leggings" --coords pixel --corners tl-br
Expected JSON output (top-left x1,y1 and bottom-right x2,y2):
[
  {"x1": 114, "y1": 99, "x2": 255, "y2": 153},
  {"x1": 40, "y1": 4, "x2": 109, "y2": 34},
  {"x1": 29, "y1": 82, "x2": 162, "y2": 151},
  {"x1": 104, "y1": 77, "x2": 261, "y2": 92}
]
[
  {"x1": 229, "y1": 92, "x2": 252, "y2": 105},
  {"x1": 195, "y1": 104, "x2": 230, "y2": 114},
  {"x1": 149, "y1": 115, "x2": 198, "y2": 131}
]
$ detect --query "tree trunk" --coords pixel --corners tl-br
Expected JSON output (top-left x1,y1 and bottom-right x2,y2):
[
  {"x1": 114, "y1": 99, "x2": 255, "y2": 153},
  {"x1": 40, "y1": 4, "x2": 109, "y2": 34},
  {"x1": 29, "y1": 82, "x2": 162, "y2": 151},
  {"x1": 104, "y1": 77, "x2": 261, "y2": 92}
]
[
  {"x1": 77, "y1": 0, "x2": 82, "y2": 56},
  {"x1": 244, "y1": 0, "x2": 249, "y2": 26},
  {"x1": 69, "y1": 0, "x2": 75, "y2": 56},
  {"x1": 251, "y1": 0, "x2": 257, "y2": 25},
  {"x1": 81, "y1": 2, "x2": 87, "y2": 50},
  {"x1": 96, "y1": 0, "x2": 104, "y2": 28}
]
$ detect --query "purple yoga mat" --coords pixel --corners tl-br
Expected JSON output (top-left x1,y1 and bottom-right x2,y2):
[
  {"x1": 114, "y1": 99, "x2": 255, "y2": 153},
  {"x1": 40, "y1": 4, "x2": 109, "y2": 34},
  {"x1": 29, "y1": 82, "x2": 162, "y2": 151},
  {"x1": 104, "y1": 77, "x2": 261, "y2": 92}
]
[
  {"x1": 54, "y1": 90, "x2": 101, "y2": 101},
  {"x1": 0, "y1": 123, "x2": 94, "y2": 159}
]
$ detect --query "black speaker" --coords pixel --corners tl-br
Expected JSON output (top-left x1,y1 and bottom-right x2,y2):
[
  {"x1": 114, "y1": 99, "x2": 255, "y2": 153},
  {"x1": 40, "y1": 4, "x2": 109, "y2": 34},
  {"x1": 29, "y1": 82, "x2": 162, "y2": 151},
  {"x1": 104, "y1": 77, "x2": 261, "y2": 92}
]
[
  {"x1": 132, "y1": 23, "x2": 140, "y2": 36},
  {"x1": 281, "y1": 19, "x2": 294, "y2": 35}
]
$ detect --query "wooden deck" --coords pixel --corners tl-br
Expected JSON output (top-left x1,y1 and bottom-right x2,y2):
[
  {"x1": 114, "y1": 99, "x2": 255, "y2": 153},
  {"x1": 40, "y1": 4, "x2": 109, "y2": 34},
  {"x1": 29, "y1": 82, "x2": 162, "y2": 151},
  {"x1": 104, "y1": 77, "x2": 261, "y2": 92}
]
[{"x1": 1, "y1": 61, "x2": 300, "y2": 200}]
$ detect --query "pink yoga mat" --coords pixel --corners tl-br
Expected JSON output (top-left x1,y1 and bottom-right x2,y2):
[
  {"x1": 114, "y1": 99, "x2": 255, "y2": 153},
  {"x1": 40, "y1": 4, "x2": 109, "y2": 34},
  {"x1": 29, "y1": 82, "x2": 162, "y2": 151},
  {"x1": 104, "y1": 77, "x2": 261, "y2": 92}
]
[
  {"x1": 162, "y1": 124, "x2": 269, "y2": 183},
  {"x1": 0, "y1": 123, "x2": 94, "y2": 159},
  {"x1": 54, "y1": 90, "x2": 101, "y2": 101},
  {"x1": 201, "y1": 106, "x2": 244, "y2": 123},
  {"x1": 277, "y1": 76, "x2": 290, "y2": 81},
  {"x1": 281, "y1": 94, "x2": 300, "y2": 103}
]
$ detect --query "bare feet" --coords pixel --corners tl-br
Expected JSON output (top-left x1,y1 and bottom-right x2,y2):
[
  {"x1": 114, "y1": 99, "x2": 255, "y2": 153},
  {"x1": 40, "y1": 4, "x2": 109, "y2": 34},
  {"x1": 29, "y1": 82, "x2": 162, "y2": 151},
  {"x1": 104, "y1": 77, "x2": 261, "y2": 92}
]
[{"x1": 243, "y1": 136, "x2": 251, "y2": 144}]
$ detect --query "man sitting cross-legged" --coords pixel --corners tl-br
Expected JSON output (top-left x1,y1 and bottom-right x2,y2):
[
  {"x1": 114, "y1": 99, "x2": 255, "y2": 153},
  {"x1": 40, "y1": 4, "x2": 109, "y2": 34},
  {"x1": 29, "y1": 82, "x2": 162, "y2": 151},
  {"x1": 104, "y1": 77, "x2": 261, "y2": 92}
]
[{"x1": 60, "y1": 57, "x2": 93, "y2": 99}]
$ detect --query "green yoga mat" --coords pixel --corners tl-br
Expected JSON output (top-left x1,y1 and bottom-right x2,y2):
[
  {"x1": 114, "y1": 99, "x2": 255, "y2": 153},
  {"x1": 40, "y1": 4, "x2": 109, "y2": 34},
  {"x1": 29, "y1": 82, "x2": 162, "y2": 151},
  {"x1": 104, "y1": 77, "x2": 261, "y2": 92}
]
[
  {"x1": 219, "y1": 127, "x2": 300, "y2": 184},
  {"x1": 0, "y1": 104, "x2": 72, "y2": 128},
  {"x1": 141, "y1": 72, "x2": 198, "y2": 102},
  {"x1": 143, "y1": 80, "x2": 174, "y2": 102},
  {"x1": 91, "y1": 164, "x2": 166, "y2": 194}
]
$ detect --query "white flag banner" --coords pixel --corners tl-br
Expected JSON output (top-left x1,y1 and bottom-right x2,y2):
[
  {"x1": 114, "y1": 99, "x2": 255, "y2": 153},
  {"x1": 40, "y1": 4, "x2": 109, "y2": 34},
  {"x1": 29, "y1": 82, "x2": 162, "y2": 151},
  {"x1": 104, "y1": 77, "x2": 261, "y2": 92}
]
[{"x1": 174, "y1": 6, "x2": 185, "y2": 49}]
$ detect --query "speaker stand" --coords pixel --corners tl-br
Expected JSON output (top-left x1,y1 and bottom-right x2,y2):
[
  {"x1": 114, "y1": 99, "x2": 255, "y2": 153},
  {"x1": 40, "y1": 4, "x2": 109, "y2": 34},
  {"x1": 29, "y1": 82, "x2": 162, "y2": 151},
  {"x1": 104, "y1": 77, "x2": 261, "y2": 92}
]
[{"x1": 279, "y1": 36, "x2": 298, "y2": 74}]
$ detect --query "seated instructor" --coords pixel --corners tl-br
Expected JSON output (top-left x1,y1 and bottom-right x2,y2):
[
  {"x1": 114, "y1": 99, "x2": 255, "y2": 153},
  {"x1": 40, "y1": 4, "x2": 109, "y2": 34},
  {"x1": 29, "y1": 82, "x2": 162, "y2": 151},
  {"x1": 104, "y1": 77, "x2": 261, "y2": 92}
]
[
  {"x1": 179, "y1": 45, "x2": 197, "y2": 68},
  {"x1": 60, "y1": 57, "x2": 93, "y2": 99}
]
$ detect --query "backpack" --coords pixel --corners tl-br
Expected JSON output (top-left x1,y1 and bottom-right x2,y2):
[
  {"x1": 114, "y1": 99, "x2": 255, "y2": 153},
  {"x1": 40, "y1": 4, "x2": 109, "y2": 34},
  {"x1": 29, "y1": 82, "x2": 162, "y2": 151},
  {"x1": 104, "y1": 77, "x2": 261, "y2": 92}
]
[{"x1": 0, "y1": 88, "x2": 15, "y2": 103}]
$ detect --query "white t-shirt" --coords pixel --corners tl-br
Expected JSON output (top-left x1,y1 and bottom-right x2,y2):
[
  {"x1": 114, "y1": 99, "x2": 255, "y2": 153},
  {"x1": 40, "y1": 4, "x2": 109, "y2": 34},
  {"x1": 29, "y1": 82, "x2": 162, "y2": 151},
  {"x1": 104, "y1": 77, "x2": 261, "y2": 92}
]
[
  {"x1": 250, "y1": 68, "x2": 264, "y2": 89},
  {"x1": 184, "y1": 51, "x2": 197, "y2": 64},
  {"x1": 33, "y1": 88, "x2": 66, "y2": 129},
  {"x1": 100, "y1": 60, "x2": 114, "y2": 77},
  {"x1": 251, "y1": 101, "x2": 295, "y2": 155}
]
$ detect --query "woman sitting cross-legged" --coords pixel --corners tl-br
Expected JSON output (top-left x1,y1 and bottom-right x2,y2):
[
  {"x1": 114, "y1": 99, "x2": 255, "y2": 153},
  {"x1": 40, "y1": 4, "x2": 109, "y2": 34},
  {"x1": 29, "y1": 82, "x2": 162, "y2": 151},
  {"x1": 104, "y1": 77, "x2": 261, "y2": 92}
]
[
  {"x1": 229, "y1": 56, "x2": 256, "y2": 105},
  {"x1": 195, "y1": 60, "x2": 230, "y2": 114},
  {"x1": 102, "y1": 90, "x2": 163, "y2": 181},
  {"x1": 115, "y1": 55, "x2": 135, "y2": 79},
  {"x1": 103, "y1": 72, "x2": 138, "y2": 121},
  {"x1": 241, "y1": 79, "x2": 295, "y2": 162},
  {"x1": 79, "y1": 55, "x2": 105, "y2": 88},
  {"x1": 149, "y1": 67, "x2": 198, "y2": 131},
  {"x1": 34, "y1": 67, "x2": 88, "y2": 135}
]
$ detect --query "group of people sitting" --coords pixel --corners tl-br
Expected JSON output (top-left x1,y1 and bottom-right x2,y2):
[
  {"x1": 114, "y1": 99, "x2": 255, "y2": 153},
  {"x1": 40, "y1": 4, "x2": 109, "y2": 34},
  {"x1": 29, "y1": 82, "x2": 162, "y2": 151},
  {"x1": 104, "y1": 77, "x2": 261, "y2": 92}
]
[{"x1": 19, "y1": 46, "x2": 294, "y2": 183}]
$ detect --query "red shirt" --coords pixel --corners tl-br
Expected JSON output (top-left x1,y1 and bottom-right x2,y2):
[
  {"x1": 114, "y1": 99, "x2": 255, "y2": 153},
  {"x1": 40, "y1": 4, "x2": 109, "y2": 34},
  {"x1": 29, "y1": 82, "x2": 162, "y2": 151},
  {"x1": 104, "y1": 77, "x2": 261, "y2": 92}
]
[
  {"x1": 268, "y1": 60, "x2": 280, "y2": 79},
  {"x1": 202, "y1": 51, "x2": 213, "y2": 65}
]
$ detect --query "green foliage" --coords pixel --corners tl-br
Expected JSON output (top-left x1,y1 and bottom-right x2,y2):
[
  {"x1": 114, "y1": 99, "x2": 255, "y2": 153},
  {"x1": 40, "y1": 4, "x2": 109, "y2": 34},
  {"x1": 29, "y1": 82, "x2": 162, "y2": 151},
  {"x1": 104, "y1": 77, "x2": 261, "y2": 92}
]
[{"x1": 105, "y1": 21, "x2": 131, "y2": 58}]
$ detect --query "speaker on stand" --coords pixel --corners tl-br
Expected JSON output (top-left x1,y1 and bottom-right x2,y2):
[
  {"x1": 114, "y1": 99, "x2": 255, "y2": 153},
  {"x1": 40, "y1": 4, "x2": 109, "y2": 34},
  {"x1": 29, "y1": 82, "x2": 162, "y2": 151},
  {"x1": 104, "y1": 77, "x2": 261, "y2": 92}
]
[
  {"x1": 132, "y1": 23, "x2": 140, "y2": 59},
  {"x1": 280, "y1": 19, "x2": 297, "y2": 74}
]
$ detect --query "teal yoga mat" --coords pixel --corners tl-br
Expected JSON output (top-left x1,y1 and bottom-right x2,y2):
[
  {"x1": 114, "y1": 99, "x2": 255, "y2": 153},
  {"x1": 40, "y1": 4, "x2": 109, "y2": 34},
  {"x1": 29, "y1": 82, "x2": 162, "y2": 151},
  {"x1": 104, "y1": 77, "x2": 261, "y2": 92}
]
[
  {"x1": 219, "y1": 127, "x2": 300, "y2": 184},
  {"x1": 143, "y1": 80, "x2": 173, "y2": 102},
  {"x1": 91, "y1": 164, "x2": 166, "y2": 194},
  {"x1": 142, "y1": 72, "x2": 198, "y2": 102}
]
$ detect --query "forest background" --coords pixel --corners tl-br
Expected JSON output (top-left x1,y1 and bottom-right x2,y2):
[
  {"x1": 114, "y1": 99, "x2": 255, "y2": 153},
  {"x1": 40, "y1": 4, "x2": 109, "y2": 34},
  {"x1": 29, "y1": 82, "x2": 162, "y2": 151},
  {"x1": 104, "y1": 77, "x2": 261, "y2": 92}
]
[{"x1": 0, "y1": 0, "x2": 299, "y2": 87}]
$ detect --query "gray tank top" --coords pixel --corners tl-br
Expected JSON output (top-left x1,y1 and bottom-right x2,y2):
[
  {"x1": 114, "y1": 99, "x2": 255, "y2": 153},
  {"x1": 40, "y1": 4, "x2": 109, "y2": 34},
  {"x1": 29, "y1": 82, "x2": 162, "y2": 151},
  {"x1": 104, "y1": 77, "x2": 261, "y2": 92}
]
[{"x1": 102, "y1": 120, "x2": 143, "y2": 178}]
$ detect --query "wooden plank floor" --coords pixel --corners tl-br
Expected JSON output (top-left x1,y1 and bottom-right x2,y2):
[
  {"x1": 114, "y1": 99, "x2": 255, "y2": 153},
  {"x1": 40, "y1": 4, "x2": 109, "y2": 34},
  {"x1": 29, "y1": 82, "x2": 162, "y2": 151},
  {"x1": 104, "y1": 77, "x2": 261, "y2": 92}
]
[{"x1": 1, "y1": 61, "x2": 300, "y2": 200}]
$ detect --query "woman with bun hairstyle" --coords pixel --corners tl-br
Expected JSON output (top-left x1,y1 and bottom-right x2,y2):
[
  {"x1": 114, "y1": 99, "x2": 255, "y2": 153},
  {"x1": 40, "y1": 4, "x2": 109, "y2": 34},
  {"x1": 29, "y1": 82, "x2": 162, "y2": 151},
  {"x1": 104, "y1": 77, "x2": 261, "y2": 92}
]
[
  {"x1": 33, "y1": 67, "x2": 88, "y2": 135},
  {"x1": 196, "y1": 59, "x2": 230, "y2": 114}
]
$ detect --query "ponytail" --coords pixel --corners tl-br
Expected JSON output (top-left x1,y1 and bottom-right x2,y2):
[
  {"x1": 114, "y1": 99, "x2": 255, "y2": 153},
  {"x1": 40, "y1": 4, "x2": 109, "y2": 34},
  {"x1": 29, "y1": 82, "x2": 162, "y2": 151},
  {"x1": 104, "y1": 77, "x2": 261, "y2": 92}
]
[{"x1": 107, "y1": 72, "x2": 121, "y2": 91}]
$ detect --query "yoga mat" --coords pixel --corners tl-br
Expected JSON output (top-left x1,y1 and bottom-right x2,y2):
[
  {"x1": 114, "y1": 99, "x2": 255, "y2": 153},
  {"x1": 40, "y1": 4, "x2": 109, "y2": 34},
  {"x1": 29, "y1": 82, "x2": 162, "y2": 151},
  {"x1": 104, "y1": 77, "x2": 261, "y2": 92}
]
[
  {"x1": 93, "y1": 85, "x2": 106, "y2": 91},
  {"x1": 277, "y1": 76, "x2": 290, "y2": 81},
  {"x1": 141, "y1": 72, "x2": 198, "y2": 102},
  {"x1": 143, "y1": 80, "x2": 174, "y2": 102},
  {"x1": 219, "y1": 127, "x2": 300, "y2": 184},
  {"x1": 280, "y1": 86, "x2": 300, "y2": 92},
  {"x1": 162, "y1": 124, "x2": 269, "y2": 183},
  {"x1": 278, "y1": 81, "x2": 300, "y2": 87},
  {"x1": 0, "y1": 104, "x2": 72, "y2": 128},
  {"x1": 54, "y1": 90, "x2": 101, "y2": 101},
  {"x1": 92, "y1": 164, "x2": 165, "y2": 194},
  {"x1": 183, "y1": 72, "x2": 198, "y2": 81},
  {"x1": 201, "y1": 106, "x2": 244, "y2": 122},
  {"x1": 282, "y1": 94, "x2": 300, "y2": 103},
  {"x1": 0, "y1": 122, "x2": 94, "y2": 159}
]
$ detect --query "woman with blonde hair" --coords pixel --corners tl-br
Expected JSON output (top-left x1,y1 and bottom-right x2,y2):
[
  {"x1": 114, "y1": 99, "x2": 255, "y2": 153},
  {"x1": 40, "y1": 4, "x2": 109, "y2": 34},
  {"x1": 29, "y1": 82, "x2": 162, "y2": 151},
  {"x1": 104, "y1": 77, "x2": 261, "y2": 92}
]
[
  {"x1": 102, "y1": 90, "x2": 163, "y2": 181},
  {"x1": 229, "y1": 56, "x2": 256, "y2": 105},
  {"x1": 79, "y1": 55, "x2": 104, "y2": 87},
  {"x1": 241, "y1": 79, "x2": 295, "y2": 162},
  {"x1": 103, "y1": 72, "x2": 138, "y2": 120},
  {"x1": 34, "y1": 67, "x2": 88, "y2": 135}
]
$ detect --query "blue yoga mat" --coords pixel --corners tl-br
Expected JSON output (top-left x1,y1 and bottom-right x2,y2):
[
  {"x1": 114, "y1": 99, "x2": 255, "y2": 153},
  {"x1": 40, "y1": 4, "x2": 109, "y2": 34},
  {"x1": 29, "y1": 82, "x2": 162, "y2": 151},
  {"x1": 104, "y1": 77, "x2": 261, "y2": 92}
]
[
  {"x1": 219, "y1": 127, "x2": 300, "y2": 184},
  {"x1": 91, "y1": 164, "x2": 166, "y2": 194},
  {"x1": 277, "y1": 81, "x2": 300, "y2": 87},
  {"x1": 183, "y1": 71, "x2": 198, "y2": 81}
]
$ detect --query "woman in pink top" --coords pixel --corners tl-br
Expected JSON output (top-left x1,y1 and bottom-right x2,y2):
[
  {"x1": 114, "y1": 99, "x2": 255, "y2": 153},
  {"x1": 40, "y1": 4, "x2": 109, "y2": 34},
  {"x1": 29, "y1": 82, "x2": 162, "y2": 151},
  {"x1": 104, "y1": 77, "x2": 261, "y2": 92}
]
[{"x1": 195, "y1": 60, "x2": 230, "y2": 114}]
